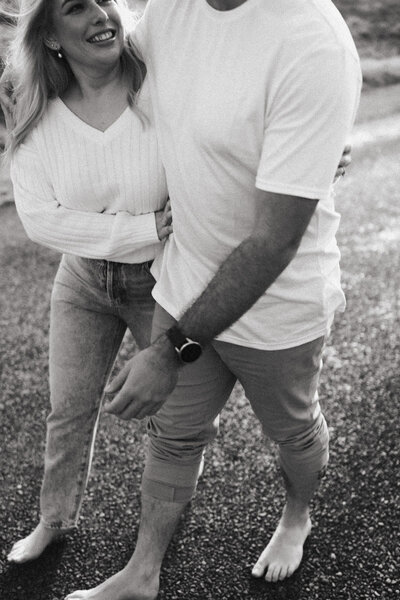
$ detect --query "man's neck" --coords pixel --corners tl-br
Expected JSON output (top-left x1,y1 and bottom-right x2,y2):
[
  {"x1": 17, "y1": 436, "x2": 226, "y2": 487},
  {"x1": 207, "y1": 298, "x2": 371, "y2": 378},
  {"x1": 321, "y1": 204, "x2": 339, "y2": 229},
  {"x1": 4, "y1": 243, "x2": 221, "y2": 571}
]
[{"x1": 206, "y1": 0, "x2": 248, "y2": 10}]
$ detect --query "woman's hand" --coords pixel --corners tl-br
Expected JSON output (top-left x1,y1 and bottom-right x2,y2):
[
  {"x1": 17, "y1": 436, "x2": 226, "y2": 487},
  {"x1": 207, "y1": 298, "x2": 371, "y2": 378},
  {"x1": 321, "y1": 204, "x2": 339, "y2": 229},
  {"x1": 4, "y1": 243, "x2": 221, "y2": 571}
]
[
  {"x1": 0, "y1": 68, "x2": 15, "y2": 131},
  {"x1": 155, "y1": 198, "x2": 173, "y2": 241},
  {"x1": 334, "y1": 144, "x2": 351, "y2": 182}
]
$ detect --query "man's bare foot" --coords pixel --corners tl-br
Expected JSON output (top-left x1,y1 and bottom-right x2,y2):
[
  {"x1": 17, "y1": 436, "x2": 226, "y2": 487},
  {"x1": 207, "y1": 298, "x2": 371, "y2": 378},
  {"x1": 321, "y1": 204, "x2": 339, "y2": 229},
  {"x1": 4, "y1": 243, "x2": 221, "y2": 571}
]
[
  {"x1": 251, "y1": 507, "x2": 312, "y2": 582},
  {"x1": 65, "y1": 564, "x2": 159, "y2": 600},
  {"x1": 7, "y1": 522, "x2": 65, "y2": 563}
]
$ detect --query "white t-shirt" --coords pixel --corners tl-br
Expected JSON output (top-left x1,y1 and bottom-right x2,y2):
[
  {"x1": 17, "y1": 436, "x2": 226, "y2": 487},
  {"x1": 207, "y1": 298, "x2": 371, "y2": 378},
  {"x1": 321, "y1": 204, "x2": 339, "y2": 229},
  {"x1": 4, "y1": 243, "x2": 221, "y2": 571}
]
[
  {"x1": 11, "y1": 80, "x2": 168, "y2": 263},
  {"x1": 133, "y1": 0, "x2": 362, "y2": 349}
]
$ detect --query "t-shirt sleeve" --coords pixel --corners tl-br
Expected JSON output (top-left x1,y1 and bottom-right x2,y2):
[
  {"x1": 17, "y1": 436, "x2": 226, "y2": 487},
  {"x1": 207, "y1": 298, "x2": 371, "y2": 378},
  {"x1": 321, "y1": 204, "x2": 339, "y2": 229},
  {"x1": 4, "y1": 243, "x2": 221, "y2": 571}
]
[
  {"x1": 10, "y1": 138, "x2": 159, "y2": 260},
  {"x1": 256, "y1": 42, "x2": 362, "y2": 200},
  {"x1": 129, "y1": 0, "x2": 152, "y2": 61}
]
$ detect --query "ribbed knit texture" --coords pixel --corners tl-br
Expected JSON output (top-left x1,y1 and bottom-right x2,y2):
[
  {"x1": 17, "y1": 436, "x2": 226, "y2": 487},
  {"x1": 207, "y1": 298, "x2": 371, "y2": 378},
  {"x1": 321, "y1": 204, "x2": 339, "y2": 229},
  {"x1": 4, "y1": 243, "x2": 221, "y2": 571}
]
[{"x1": 10, "y1": 82, "x2": 168, "y2": 263}]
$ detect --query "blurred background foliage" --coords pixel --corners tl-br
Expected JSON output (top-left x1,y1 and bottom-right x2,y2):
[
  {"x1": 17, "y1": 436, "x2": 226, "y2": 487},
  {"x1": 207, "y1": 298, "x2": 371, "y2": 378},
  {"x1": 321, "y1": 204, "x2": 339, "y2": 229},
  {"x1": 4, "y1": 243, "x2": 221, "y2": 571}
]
[
  {"x1": 0, "y1": 0, "x2": 399, "y2": 124},
  {"x1": 334, "y1": 0, "x2": 400, "y2": 57},
  {"x1": 0, "y1": 0, "x2": 399, "y2": 60}
]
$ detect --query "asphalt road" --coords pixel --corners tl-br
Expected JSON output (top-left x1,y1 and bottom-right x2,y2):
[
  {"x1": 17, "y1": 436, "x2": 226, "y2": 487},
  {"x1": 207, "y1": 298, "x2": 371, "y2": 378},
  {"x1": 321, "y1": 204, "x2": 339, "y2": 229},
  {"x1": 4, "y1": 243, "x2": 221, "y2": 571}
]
[{"x1": 0, "y1": 122, "x2": 399, "y2": 599}]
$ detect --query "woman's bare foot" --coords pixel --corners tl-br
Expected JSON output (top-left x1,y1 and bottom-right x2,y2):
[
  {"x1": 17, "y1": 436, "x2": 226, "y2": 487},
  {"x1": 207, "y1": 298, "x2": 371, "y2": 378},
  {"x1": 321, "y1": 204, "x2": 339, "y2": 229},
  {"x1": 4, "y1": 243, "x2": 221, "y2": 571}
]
[
  {"x1": 251, "y1": 506, "x2": 312, "y2": 582},
  {"x1": 65, "y1": 564, "x2": 159, "y2": 600},
  {"x1": 7, "y1": 522, "x2": 66, "y2": 563}
]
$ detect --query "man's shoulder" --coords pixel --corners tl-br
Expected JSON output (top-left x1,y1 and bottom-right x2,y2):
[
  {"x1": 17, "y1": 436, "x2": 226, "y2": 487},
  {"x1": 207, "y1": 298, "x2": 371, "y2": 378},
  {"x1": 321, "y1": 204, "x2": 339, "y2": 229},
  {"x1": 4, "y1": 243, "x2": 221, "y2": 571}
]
[
  {"x1": 144, "y1": 0, "x2": 184, "y2": 17},
  {"x1": 137, "y1": 0, "x2": 187, "y2": 37},
  {"x1": 277, "y1": 0, "x2": 359, "y2": 60}
]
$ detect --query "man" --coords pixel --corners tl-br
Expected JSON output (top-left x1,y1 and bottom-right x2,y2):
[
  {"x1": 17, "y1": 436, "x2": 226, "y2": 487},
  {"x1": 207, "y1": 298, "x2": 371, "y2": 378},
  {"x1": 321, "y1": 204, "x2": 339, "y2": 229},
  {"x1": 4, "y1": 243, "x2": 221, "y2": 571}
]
[{"x1": 66, "y1": 0, "x2": 361, "y2": 598}]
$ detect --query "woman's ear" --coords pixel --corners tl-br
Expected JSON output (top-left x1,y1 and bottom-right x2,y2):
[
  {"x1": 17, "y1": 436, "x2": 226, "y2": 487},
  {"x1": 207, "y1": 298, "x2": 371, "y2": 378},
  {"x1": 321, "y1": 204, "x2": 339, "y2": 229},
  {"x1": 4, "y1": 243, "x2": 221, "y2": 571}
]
[{"x1": 43, "y1": 37, "x2": 61, "y2": 51}]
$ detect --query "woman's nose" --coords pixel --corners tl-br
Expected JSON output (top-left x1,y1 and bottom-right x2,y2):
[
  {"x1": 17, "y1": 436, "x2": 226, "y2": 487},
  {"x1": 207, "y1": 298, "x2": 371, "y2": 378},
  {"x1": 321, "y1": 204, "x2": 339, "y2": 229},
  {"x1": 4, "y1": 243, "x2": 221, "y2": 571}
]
[{"x1": 89, "y1": 3, "x2": 109, "y2": 24}]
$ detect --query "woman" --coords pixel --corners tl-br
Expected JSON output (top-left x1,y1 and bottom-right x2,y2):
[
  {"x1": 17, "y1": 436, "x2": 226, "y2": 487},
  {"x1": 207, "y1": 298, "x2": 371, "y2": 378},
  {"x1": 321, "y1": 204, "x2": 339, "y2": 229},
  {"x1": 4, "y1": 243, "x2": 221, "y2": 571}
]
[
  {"x1": 1, "y1": 0, "x2": 350, "y2": 570},
  {"x1": 2, "y1": 0, "x2": 170, "y2": 564}
]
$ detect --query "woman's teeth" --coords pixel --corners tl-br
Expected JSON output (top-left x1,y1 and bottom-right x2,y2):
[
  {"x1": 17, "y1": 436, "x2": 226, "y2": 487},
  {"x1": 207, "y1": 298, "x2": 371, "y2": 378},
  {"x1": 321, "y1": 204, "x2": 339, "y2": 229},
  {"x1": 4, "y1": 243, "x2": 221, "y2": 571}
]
[{"x1": 88, "y1": 31, "x2": 114, "y2": 43}]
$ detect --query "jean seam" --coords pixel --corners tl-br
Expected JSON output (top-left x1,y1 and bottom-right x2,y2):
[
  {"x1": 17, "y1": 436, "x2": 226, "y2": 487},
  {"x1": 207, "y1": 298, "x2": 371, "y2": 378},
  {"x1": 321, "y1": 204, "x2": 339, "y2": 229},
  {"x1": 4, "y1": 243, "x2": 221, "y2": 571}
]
[{"x1": 66, "y1": 319, "x2": 126, "y2": 526}]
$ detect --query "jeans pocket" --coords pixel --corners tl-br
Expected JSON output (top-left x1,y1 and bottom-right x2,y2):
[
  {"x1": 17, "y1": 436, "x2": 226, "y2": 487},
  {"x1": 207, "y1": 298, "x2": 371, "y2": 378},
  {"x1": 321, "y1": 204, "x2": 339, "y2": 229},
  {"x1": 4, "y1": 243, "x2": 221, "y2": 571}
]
[{"x1": 143, "y1": 260, "x2": 154, "y2": 275}]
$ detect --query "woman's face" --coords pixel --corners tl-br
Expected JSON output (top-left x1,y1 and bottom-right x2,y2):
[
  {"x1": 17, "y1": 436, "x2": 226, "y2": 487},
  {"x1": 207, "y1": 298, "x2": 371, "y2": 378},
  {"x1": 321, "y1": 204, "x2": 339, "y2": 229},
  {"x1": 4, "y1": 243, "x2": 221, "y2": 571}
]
[{"x1": 48, "y1": 0, "x2": 125, "y2": 72}]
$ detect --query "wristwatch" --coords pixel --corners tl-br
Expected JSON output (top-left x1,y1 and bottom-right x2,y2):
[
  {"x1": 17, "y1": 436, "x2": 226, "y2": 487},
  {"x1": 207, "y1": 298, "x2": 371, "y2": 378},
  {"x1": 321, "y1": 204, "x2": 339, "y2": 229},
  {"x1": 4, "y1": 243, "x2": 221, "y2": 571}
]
[{"x1": 165, "y1": 325, "x2": 203, "y2": 363}]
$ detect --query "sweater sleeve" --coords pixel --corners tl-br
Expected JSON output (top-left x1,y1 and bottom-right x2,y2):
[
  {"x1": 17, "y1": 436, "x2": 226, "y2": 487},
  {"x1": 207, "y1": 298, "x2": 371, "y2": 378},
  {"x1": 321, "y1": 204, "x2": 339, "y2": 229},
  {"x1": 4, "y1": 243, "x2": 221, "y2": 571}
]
[{"x1": 10, "y1": 139, "x2": 161, "y2": 261}]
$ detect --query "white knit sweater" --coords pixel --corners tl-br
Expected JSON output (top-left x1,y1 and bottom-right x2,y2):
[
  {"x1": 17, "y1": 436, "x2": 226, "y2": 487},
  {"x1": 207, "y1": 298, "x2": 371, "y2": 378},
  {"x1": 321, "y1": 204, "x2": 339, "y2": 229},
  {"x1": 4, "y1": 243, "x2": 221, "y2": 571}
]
[{"x1": 10, "y1": 81, "x2": 168, "y2": 263}]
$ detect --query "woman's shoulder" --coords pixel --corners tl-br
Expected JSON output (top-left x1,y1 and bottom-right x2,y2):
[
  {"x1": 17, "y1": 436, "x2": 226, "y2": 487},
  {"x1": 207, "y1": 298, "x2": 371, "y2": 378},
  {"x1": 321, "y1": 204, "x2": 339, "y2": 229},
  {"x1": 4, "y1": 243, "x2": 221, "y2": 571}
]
[
  {"x1": 43, "y1": 97, "x2": 63, "y2": 125},
  {"x1": 13, "y1": 98, "x2": 61, "y2": 162},
  {"x1": 134, "y1": 77, "x2": 155, "y2": 120},
  {"x1": 25, "y1": 98, "x2": 60, "y2": 141}
]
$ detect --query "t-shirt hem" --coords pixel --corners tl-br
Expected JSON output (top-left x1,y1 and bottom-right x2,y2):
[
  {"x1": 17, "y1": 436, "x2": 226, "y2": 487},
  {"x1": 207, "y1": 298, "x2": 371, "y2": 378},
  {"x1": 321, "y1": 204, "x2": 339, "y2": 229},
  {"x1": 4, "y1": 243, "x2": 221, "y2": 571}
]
[
  {"x1": 255, "y1": 178, "x2": 331, "y2": 200},
  {"x1": 151, "y1": 289, "x2": 181, "y2": 322},
  {"x1": 214, "y1": 325, "x2": 332, "y2": 351},
  {"x1": 153, "y1": 289, "x2": 335, "y2": 350}
]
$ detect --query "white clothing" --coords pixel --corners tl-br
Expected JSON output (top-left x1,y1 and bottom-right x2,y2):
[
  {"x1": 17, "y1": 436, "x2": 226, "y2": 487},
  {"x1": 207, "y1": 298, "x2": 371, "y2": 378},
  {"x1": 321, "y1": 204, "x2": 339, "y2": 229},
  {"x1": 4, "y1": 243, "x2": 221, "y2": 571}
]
[
  {"x1": 133, "y1": 0, "x2": 362, "y2": 349},
  {"x1": 10, "y1": 81, "x2": 168, "y2": 263}
]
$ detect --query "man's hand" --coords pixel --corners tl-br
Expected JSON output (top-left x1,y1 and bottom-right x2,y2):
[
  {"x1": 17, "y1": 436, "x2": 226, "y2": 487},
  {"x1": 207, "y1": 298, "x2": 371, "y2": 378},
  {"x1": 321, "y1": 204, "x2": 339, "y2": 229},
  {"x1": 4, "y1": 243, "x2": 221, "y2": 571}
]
[
  {"x1": 155, "y1": 198, "x2": 173, "y2": 241},
  {"x1": 334, "y1": 144, "x2": 351, "y2": 181},
  {"x1": 103, "y1": 336, "x2": 180, "y2": 420}
]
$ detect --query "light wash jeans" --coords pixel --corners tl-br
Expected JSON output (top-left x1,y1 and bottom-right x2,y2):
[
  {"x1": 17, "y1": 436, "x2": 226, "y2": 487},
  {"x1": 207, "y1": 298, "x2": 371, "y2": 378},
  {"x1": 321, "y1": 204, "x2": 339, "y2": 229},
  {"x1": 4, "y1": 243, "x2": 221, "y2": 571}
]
[{"x1": 41, "y1": 254, "x2": 155, "y2": 529}]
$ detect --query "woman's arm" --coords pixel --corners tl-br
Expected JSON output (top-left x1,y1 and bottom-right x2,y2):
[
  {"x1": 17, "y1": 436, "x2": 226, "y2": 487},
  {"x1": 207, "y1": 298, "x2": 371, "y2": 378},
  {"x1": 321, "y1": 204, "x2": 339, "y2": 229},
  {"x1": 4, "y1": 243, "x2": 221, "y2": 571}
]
[{"x1": 11, "y1": 140, "x2": 168, "y2": 261}]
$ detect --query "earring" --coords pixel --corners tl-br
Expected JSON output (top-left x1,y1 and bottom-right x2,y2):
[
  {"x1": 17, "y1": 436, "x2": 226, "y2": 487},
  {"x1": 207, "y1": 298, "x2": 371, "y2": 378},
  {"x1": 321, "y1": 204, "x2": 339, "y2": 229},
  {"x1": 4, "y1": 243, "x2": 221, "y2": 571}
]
[{"x1": 49, "y1": 41, "x2": 62, "y2": 58}]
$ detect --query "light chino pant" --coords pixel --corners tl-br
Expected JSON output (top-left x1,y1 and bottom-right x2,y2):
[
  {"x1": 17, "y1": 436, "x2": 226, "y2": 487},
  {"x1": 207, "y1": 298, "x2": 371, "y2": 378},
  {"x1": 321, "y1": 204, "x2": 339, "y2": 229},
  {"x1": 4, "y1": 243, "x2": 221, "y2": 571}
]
[
  {"x1": 142, "y1": 304, "x2": 329, "y2": 503},
  {"x1": 41, "y1": 254, "x2": 155, "y2": 529}
]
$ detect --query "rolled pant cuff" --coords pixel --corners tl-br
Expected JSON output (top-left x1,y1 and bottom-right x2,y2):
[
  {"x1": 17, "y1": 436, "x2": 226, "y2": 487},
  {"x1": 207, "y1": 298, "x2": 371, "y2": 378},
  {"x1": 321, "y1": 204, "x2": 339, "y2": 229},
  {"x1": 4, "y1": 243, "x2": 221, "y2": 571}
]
[
  {"x1": 142, "y1": 451, "x2": 203, "y2": 502},
  {"x1": 141, "y1": 477, "x2": 195, "y2": 503}
]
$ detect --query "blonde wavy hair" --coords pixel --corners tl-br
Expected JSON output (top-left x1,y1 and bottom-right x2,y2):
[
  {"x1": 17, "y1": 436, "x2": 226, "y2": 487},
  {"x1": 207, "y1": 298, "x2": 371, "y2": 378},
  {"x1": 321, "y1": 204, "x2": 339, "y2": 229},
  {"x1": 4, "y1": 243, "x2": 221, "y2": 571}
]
[{"x1": 1, "y1": 0, "x2": 145, "y2": 155}]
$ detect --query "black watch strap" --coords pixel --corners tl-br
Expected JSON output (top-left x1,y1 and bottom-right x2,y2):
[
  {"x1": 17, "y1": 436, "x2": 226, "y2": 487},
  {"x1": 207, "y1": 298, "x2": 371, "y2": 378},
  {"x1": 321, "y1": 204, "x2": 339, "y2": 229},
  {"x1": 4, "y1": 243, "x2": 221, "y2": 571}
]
[
  {"x1": 166, "y1": 325, "x2": 189, "y2": 349},
  {"x1": 165, "y1": 325, "x2": 203, "y2": 363}
]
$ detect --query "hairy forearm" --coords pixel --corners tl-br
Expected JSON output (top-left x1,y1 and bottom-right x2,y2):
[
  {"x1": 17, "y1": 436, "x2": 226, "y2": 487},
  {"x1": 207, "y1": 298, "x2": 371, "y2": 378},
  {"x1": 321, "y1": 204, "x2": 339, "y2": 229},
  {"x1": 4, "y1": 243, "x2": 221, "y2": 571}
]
[{"x1": 177, "y1": 234, "x2": 298, "y2": 346}]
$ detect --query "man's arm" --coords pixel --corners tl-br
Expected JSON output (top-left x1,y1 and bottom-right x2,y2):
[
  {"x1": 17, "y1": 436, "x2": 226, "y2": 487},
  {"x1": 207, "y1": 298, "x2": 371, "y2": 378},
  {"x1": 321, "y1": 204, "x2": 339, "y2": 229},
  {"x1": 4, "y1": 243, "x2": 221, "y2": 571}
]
[
  {"x1": 104, "y1": 189, "x2": 317, "y2": 420},
  {"x1": 178, "y1": 190, "x2": 317, "y2": 344}
]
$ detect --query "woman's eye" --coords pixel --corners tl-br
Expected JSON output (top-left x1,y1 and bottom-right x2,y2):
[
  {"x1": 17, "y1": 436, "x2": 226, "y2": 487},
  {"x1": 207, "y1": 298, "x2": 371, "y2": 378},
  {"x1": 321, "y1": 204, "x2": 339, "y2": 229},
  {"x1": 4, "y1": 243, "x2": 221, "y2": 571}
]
[
  {"x1": 66, "y1": 0, "x2": 112, "y2": 13},
  {"x1": 67, "y1": 3, "x2": 83, "y2": 13}
]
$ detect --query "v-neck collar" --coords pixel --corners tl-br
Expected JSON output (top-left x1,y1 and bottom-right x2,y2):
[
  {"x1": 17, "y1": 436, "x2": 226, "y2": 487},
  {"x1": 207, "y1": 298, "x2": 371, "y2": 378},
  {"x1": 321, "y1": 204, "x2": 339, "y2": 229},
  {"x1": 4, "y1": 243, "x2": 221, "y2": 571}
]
[{"x1": 53, "y1": 97, "x2": 131, "y2": 143}]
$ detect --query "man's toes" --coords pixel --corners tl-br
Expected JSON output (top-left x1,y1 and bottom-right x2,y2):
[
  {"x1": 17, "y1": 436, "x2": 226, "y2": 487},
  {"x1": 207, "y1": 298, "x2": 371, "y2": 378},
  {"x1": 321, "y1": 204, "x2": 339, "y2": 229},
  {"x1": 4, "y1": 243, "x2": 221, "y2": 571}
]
[
  {"x1": 252, "y1": 548, "x2": 270, "y2": 577},
  {"x1": 286, "y1": 564, "x2": 296, "y2": 579},
  {"x1": 278, "y1": 565, "x2": 289, "y2": 581},
  {"x1": 11, "y1": 540, "x2": 22, "y2": 548},
  {"x1": 10, "y1": 540, "x2": 24, "y2": 552},
  {"x1": 251, "y1": 562, "x2": 265, "y2": 577},
  {"x1": 9, "y1": 554, "x2": 27, "y2": 564},
  {"x1": 264, "y1": 564, "x2": 277, "y2": 582},
  {"x1": 272, "y1": 565, "x2": 283, "y2": 583},
  {"x1": 8, "y1": 549, "x2": 23, "y2": 562}
]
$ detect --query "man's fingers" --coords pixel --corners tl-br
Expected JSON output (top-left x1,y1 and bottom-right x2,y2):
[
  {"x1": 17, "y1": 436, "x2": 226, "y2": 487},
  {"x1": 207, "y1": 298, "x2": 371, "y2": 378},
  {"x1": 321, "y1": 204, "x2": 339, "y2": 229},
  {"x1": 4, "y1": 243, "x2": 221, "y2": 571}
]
[
  {"x1": 103, "y1": 388, "x2": 133, "y2": 415},
  {"x1": 117, "y1": 398, "x2": 165, "y2": 421},
  {"x1": 105, "y1": 392, "x2": 163, "y2": 420},
  {"x1": 343, "y1": 143, "x2": 352, "y2": 155},
  {"x1": 104, "y1": 361, "x2": 132, "y2": 395},
  {"x1": 338, "y1": 154, "x2": 351, "y2": 168},
  {"x1": 162, "y1": 209, "x2": 172, "y2": 227},
  {"x1": 338, "y1": 144, "x2": 352, "y2": 168}
]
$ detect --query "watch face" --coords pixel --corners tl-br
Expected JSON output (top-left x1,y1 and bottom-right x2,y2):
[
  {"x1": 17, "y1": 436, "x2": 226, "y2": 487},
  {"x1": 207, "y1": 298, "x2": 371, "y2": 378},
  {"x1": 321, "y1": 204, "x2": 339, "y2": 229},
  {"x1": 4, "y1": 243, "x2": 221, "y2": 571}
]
[{"x1": 181, "y1": 341, "x2": 202, "y2": 363}]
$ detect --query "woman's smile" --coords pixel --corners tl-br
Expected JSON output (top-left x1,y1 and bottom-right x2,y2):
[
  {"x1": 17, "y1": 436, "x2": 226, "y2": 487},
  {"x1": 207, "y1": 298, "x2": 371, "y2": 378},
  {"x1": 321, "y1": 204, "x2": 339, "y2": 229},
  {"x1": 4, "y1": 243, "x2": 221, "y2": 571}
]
[
  {"x1": 87, "y1": 29, "x2": 117, "y2": 44},
  {"x1": 49, "y1": 0, "x2": 125, "y2": 71}
]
